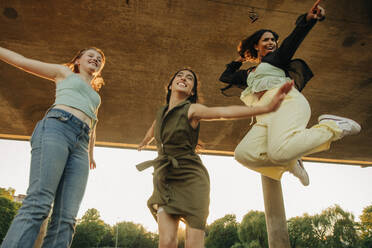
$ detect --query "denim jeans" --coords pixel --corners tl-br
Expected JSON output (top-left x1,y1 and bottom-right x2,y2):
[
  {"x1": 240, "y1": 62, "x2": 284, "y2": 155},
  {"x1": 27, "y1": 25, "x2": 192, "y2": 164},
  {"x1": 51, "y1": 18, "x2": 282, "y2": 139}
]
[{"x1": 1, "y1": 108, "x2": 91, "y2": 248}]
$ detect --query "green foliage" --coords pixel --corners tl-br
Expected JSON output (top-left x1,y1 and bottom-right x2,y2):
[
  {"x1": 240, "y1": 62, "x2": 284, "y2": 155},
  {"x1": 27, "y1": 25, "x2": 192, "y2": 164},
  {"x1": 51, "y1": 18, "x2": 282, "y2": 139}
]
[
  {"x1": 288, "y1": 205, "x2": 359, "y2": 248},
  {"x1": 71, "y1": 221, "x2": 106, "y2": 248},
  {"x1": 230, "y1": 242, "x2": 245, "y2": 248},
  {"x1": 238, "y1": 211, "x2": 267, "y2": 248},
  {"x1": 318, "y1": 205, "x2": 358, "y2": 248},
  {"x1": 359, "y1": 204, "x2": 372, "y2": 248},
  {"x1": 72, "y1": 209, "x2": 158, "y2": 248},
  {"x1": 114, "y1": 221, "x2": 158, "y2": 248},
  {"x1": 205, "y1": 214, "x2": 239, "y2": 248},
  {"x1": 0, "y1": 187, "x2": 16, "y2": 201},
  {"x1": 245, "y1": 240, "x2": 261, "y2": 248},
  {"x1": 81, "y1": 208, "x2": 102, "y2": 223},
  {"x1": 2, "y1": 192, "x2": 368, "y2": 248},
  {"x1": 359, "y1": 235, "x2": 372, "y2": 248},
  {"x1": 99, "y1": 223, "x2": 115, "y2": 247},
  {"x1": 71, "y1": 208, "x2": 107, "y2": 248},
  {"x1": 288, "y1": 214, "x2": 321, "y2": 248},
  {"x1": 0, "y1": 196, "x2": 20, "y2": 243},
  {"x1": 360, "y1": 204, "x2": 372, "y2": 237}
]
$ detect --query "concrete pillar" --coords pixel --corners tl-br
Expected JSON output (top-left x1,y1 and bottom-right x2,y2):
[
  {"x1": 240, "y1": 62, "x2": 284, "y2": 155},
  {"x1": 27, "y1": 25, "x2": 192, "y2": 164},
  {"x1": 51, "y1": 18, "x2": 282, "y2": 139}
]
[{"x1": 261, "y1": 175, "x2": 290, "y2": 248}]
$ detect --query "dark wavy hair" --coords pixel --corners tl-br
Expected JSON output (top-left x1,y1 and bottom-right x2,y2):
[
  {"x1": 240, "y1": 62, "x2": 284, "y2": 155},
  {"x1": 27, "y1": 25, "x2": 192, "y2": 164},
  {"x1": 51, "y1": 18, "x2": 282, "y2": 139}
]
[
  {"x1": 237, "y1": 29, "x2": 279, "y2": 62},
  {"x1": 165, "y1": 69, "x2": 199, "y2": 104}
]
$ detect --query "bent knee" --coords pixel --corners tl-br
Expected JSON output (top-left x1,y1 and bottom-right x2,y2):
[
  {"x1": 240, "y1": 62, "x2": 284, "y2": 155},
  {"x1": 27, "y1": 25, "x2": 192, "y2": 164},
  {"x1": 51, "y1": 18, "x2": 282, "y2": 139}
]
[
  {"x1": 234, "y1": 146, "x2": 262, "y2": 166},
  {"x1": 234, "y1": 145, "x2": 251, "y2": 164}
]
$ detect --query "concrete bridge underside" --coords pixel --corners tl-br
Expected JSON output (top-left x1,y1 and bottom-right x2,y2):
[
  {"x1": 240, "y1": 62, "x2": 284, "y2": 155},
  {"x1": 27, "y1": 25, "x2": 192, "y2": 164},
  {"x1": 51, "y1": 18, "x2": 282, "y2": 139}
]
[{"x1": 0, "y1": 0, "x2": 371, "y2": 166}]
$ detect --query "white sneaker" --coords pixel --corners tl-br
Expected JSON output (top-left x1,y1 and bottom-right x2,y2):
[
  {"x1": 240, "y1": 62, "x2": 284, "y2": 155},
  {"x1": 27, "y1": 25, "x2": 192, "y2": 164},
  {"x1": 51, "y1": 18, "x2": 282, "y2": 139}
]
[
  {"x1": 289, "y1": 159, "x2": 309, "y2": 186},
  {"x1": 318, "y1": 114, "x2": 361, "y2": 138}
]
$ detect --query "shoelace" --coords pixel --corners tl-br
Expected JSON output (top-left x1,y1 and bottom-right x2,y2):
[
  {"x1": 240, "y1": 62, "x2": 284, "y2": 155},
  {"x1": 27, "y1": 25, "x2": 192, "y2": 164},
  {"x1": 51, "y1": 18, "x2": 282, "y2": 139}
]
[{"x1": 321, "y1": 118, "x2": 351, "y2": 132}]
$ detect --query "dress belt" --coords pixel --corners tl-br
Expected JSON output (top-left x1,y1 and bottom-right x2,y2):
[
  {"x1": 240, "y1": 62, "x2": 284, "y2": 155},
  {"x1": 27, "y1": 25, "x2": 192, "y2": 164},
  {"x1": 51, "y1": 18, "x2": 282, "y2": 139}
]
[{"x1": 136, "y1": 150, "x2": 195, "y2": 173}]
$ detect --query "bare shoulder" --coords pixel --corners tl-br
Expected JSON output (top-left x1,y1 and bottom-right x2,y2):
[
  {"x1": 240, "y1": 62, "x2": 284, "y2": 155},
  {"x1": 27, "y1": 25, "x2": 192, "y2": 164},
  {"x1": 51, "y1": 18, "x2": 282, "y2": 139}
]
[
  {"x1": 188, "y1": 103, "x2": 208, "y2": 120},
  {"x1": 55, "y1": 65, "x2": 73, "y2": 83},
  {"x1": 189, "y1": 103, "x2": 206, "y2": 113}
]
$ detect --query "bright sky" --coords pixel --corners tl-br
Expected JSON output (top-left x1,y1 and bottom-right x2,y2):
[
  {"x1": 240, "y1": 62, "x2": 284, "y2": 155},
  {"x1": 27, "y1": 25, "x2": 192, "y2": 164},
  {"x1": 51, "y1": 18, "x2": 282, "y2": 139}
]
[{"x1": 1, "y1": 138, "x2": 371, "y2": 233}]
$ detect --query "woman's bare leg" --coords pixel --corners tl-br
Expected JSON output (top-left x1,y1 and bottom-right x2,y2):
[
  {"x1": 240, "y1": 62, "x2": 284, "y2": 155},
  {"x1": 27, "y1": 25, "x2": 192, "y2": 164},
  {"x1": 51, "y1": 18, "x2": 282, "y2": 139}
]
[
  {"x1": 157, "y1": 209, "x2": 179, "y2": 248},
  {"x1": 185, "y1": 226, "x2": 205, "y2": 248}
]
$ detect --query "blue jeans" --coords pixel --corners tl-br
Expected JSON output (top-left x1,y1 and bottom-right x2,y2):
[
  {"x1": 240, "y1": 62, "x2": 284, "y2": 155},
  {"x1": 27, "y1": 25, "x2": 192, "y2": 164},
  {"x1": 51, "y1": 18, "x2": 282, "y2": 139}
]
[{"x1": 1, "y1": 109, "x2": 91, "y2": 248}]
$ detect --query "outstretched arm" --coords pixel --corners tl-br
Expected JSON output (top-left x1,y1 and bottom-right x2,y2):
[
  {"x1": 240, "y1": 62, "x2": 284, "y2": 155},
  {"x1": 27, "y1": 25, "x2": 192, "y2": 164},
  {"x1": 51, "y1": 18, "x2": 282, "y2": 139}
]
[
  {"x1": 0, "y1": 46, "x2": 69, "y2": 81},
  {"x1": 189, "y1": 81, "x2": 293, "y2": 123},
  {"x1": 267, "y1": 0, "x2": 326, "y2": 66},
  {"x1": 138, "y1": 120, "x2": 156, "y2": 151}
]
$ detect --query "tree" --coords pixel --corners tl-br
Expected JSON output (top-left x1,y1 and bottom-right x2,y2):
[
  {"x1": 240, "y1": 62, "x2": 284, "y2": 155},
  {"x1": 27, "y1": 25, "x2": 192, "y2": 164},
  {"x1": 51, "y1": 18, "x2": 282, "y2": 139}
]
[
  {"x1": 288, "y1": 205, "x2": 359, "y2": 248},
  {"x1": 316, "y1": 205, "x2": 358, "y2": 248},
  {"x1": 238, "y1": 211, "x2": 268, "y2": 248},
  {"x1": 0, "y1": 196, "x2": 21, "y2": 243},
  {"x1": 115, "y1": 221, "x2": 158, "y2": 248},
  {"x1": 360, "y1": 205, "x2": 372, "y2": 236},
  {"x1": 71, "y1": 208, "x2": 106, "y2": 248},
  {"x1": 0, "y1": 187, "x2": 16, "y2": 201},
  {"x1": 205, "y1": 214, "x2": 239, "y2": 248},
  {"x1": 359, "y1": 204, "x2": 372, "y2": 248},
  {"x1": 288, "y1": 214, "x2": 321, "y2": 248},
  {"x1": 81, "y1": 208, "x2": 102, "y2": 223},
  {"x1": 230, "y1": 243, "x2": 245, "y2": 248},
  {"x1": 99, "y1": 223, "x2": 115, "y2": 247}
]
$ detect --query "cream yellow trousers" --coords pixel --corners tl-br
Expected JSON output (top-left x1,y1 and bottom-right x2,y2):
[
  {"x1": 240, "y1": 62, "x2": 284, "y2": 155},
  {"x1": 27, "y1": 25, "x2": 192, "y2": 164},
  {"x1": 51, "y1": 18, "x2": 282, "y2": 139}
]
[{"x1": 234, "y1": 87, "x2": 342, "y2": 180}]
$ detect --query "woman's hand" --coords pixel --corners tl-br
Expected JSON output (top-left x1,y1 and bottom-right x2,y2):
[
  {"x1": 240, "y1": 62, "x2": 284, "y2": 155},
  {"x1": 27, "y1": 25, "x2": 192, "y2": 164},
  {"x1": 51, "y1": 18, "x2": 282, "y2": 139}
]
[
  {"x1": 266, "y1": 81, "x2": 294, "y2": 112},
  {"x1": 138, "y1": 141, "x2": 147, "y2": 151},
  {"x1": 89, "y1": 158, "x2": 96, "y2": 170},
  {"x1": 138, "y1": 120, "x2": 156, "y2": 151},
  {"x1": 307, "y1": 0, "x2": 326, "y2": 21}
]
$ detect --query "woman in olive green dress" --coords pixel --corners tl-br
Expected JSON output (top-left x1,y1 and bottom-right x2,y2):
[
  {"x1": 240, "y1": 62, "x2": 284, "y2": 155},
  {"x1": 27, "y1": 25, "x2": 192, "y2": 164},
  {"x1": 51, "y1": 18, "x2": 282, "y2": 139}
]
[{"x1": 136, "y1": 69, "x2": 293, "y2": 248}]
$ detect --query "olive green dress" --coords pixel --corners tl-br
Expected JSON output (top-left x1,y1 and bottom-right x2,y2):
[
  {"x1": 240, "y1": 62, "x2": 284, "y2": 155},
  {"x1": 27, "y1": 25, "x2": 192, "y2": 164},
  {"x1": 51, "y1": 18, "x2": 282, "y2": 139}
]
[{"x1": 136, "y1": 100, "x2": 210, "y2": 230}]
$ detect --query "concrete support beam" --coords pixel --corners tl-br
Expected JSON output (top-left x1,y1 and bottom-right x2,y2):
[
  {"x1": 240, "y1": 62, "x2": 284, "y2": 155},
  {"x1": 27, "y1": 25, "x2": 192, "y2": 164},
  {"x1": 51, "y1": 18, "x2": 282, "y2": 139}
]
[{"x1": 261, "y1": 175, "x2": 290, "y2": 248}]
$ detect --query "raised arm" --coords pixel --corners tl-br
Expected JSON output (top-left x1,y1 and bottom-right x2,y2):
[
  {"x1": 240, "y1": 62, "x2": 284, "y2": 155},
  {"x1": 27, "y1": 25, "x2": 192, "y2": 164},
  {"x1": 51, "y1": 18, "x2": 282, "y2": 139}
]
[
  {"x1": 0, "y1": 46, "x2": 69, "y2": 81},
  {"x1": 138, "y1": 120, "x2": 156, "y2": 151},
  {"x1": 189, "y1": 81, "x2": 293, "y2": 125},
  {"x1": 265, "y1": 0, "x2": 325, "y2": 66}
]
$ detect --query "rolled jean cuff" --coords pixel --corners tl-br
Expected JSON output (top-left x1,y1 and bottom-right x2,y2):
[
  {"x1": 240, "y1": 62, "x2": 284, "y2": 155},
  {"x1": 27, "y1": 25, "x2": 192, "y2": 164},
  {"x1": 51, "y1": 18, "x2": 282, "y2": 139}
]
[{"x1": 313, "y1": 120, "x2": 342, "y2": 141}]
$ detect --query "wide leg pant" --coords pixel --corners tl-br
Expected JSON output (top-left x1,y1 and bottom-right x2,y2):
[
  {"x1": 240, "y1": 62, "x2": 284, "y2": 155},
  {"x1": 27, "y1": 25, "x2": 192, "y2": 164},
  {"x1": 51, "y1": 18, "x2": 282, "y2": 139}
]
[
  {"x1": 234, "y1": 87, "x2": 342, "y2": 180},
  {"x1": 1, "y1": 109, "x2": 90, "y2": 248}
]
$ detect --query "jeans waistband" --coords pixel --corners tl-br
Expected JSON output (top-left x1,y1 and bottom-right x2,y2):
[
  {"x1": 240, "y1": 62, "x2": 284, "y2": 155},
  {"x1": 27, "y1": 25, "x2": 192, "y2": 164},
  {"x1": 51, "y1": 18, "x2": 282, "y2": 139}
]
[{"x1": 45, "y1": 108, "x2": 91, "y2": 134}]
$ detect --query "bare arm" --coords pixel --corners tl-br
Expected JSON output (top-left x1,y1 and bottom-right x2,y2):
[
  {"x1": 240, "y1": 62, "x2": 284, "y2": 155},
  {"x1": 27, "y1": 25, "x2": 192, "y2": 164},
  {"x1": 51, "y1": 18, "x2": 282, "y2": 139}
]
[
  {"x1": 89, "y1": 124, "x2": 97, "y2": 169},
  {"x1": 138, "y1": 120, "x2": 156, "y2": 151},
  {"x1": 189, "y1": 82, "x2": 293, "y2": 123},
  {"x1": 0, "y1": 46, "x2": 69, "y2": 81}
]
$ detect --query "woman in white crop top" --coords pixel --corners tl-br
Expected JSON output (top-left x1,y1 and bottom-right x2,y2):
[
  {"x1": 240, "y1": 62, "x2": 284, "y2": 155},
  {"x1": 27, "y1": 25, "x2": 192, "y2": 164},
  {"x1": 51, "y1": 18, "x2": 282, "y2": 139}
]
[
  {"x1": 0, "y1": 46, "x2": 105, "y2": 247},
  {"x1": 220, "y1": 0, "x2": 361, "y2": 186}
]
